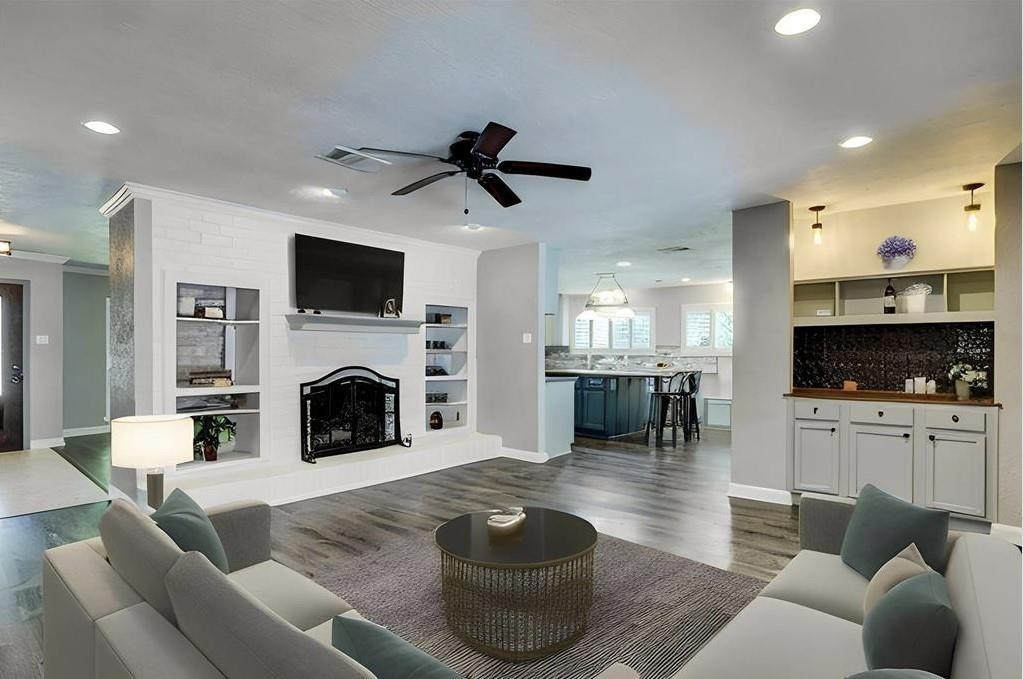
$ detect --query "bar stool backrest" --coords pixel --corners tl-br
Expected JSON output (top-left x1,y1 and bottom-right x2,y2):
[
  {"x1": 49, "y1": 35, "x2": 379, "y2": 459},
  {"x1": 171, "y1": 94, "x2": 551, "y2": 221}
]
[
  {"x1": 681, "y1": 371, "x2": 702, "y2": 396},
  {"x1": 667, "y1": 371, "x2": 688, "y2": 394}
]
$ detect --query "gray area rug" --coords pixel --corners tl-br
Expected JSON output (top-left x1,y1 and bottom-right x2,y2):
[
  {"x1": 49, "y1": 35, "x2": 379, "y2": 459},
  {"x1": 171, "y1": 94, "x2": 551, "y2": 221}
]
[{"x1": 312, "y1": 532, "x2": 763, "y2": 679}]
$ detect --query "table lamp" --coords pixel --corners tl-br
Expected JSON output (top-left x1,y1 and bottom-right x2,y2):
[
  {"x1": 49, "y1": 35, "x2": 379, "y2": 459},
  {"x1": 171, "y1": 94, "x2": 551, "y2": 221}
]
[{"x1": 111, "y1": 415, "x2": 194, "y2": 509}]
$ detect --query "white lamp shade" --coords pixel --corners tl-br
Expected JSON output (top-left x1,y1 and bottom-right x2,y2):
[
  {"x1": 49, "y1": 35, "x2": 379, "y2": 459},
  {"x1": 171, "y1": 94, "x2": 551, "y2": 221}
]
[{"x1": 111, "y1": 415, "x2": 194, "y2": 468}]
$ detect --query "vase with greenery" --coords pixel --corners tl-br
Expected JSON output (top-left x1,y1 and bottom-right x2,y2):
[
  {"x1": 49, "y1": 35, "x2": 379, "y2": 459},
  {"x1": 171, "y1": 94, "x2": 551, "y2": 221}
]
[
  {"x1": 193, "y1": 415, "x2": 237, "y2": 462},
  {"x1": 947, "y1": 363, "x2": 975, "y2": 401}
]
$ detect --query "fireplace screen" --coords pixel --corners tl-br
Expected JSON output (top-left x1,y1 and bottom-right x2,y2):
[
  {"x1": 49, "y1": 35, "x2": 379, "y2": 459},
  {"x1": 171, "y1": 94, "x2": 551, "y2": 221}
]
[{"x1": 300, "y1": 366, "x2": 410, "y2": 463}]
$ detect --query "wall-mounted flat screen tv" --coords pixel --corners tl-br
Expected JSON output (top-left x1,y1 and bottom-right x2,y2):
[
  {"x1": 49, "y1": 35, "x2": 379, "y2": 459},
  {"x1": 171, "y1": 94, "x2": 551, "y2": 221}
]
[{"x1": 294, "y1": 234, "x2": 404, "y2": 315}]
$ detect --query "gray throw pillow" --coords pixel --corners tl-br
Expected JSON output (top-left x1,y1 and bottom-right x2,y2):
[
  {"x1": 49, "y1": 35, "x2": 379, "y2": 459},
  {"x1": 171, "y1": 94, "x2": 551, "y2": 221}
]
[
  {"x1": 862, "y1": 571, "x2": 958, "y2": 677},
  {"x1": 166, "y1": 552, "x2": 373, "y2": 679},
  {"x1": 99, "y1": 498, "x2": 183, "y2": 622},
  {"x1": 152, "y1": 488, "x2": 229, "y2": 573},
  {"x1": 841, "y1": 484, "x2": 949, "y2": 578},
  {"x1": 332, "y1": 615, "x2": 459, "y2": 679},
  {"x1": 848, "y1": 671, "x2": 944, "y2": 678}
]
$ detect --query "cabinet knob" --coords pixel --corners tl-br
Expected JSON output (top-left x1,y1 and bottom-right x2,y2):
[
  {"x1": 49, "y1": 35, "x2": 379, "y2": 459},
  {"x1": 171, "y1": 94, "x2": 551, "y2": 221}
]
[
  {"x1": 902, "y1": 432, "x2": 910, "y2": 439},
  {"x1": 878, "y1": 410, "x2": 884, "y2": 418},
  {"x1": 929, "y1": 434, "x2": 936, "y2": 442},
  {"x1": 813, "y1": 407, "x2": 818, "y2": 414},
  {"x1": 830, "y1": 427, "x2": 836, "y2": 434},
  {"x1": 952, "y1": 414, "x2": 960, "y2": 423}
]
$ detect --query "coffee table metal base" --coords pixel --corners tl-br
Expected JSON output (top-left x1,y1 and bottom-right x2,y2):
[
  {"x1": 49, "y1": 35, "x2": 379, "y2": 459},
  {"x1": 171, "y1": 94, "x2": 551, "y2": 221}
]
[{"x1": 439, "y1": 549, "x2": 595, "y2": 661}]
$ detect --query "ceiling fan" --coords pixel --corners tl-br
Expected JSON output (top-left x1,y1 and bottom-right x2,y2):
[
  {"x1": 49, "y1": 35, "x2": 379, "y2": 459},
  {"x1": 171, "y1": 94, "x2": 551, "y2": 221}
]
[{"x1": 318, "y1": 122, "x2": 591, "y2": 208}]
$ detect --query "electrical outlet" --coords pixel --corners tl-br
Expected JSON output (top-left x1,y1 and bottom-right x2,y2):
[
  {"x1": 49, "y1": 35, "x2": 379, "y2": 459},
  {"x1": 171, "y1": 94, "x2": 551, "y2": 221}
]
[
  {"x1": 35, "y1": 335, "x2": 49, "y2": 345},
  {"x1": 522, "y1": 332, "x2": 532, "y2": 344}
]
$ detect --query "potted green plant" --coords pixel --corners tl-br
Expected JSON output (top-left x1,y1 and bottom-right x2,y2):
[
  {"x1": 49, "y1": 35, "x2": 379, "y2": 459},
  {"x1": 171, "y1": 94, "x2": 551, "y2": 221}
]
[{"x1": 193, "y1": 415, "x2": 237, "y2": 462}]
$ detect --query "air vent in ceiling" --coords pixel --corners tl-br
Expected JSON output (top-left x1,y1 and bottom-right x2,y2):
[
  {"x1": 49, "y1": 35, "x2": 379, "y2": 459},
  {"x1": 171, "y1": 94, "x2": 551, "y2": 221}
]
[{"x1": 657, "y1": 245, "x2": 691, "y2": 253}]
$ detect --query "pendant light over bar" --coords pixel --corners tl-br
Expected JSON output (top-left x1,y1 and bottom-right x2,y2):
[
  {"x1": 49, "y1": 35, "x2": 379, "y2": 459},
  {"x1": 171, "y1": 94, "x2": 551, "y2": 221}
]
[
  {"x1": 581, "y1": 272, "x2": 634, "y2": 319},
  {"x1": 963, "y1": 182, "x2": 984, "y2": 232},
  {"x1": 809, "y1": 205, "x2": 826, "y2": 246}
]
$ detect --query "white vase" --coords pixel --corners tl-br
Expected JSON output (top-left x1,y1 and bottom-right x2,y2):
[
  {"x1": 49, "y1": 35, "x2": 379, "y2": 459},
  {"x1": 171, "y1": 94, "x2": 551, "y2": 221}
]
[
  {"x1": 955, "y1": 379, "x2": 971, "y2": 401},
  {"x1": 883, "y1": 255, "x2": 911, "y2": 270}
]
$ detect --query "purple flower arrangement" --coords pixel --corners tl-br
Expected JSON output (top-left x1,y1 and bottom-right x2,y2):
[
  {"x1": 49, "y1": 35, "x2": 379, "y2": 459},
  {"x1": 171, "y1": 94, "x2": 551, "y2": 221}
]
[{"x1": 876, "y1": 235, "x2": 916, "y2": 263}]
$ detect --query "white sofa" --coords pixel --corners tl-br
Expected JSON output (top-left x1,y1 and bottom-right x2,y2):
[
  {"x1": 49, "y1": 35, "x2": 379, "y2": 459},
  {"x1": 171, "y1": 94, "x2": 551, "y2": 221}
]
[{"x1": 598, "y1": 493, "x2": 1022, "y2": 679}]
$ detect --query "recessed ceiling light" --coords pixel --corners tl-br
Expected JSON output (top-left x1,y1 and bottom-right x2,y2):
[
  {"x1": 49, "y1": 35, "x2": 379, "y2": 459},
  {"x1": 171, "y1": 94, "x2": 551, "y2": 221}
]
[
  {"x1": 464, "y1": 224, "x2": 483, "y2": 231},
  {"x1": 81, "y1": 120, "x2": 120, "y2": 135},
  {"x1": 839, "y1": 135, "x2": 873, "y2": 149},
  {"x1": 774, "y1": 8, "x2": 821, "y2": 35},
  {"x1": 0, "y1": 240, "x2": 12, "y2": 256},
  {"x1": 681, "y1": 277, "x2": 691, "y2": 282},
  {"x1": 616, "y1": 260, "x2": 632, "y2": 267}
]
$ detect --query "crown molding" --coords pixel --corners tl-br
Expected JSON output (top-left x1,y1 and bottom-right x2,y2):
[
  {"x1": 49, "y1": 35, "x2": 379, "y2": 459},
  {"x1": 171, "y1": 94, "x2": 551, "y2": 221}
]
[
  {"x1": 99, "y1": 182, "x2": 483, "y2": 258},
  {"x1": 7, "y1": 250, "x2": 71, "y2": 265}
]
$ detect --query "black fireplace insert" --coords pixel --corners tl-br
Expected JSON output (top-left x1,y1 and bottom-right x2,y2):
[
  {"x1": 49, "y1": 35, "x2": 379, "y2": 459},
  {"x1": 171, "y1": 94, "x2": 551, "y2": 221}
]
[{"x1": 300, "y1": 366, "x2": 411, "y2": 463}]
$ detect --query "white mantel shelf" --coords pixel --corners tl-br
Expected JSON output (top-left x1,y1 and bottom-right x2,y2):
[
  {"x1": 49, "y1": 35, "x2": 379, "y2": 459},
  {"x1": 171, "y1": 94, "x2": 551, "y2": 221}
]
[{"x1": 285, "y1": 313, "x2": 425, "y2": 334}]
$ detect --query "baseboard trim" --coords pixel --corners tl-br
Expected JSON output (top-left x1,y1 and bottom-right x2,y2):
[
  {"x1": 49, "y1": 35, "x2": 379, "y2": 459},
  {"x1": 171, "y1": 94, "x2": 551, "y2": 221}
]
[
  {"x1": 500, "y1": 447, "x2": 553, "y2": 464},
  {"x1": 63, "y1": 425, "x2": 111, "y2": 437},
  {"x1": 989, "y1": 522, "x2": 1023, "y2": 546},
  {"x1": 727, "y1": 482, "x2": 794, "y2": 506},
  {"x1": 31, "y1": 437, "x2": 66, "y2": 449}
]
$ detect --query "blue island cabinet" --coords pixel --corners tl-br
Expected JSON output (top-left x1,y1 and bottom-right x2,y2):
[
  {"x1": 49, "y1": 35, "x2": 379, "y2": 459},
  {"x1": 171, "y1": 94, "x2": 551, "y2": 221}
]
[{"x1": 573, "y1": 375, "x2": 652, "y2": 439}]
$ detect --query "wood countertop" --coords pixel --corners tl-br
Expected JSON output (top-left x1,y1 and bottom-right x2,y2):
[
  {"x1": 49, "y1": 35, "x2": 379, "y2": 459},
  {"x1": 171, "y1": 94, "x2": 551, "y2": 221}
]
[{"x1": 785, "y1": 388, "x2": 999, "y2": 407}]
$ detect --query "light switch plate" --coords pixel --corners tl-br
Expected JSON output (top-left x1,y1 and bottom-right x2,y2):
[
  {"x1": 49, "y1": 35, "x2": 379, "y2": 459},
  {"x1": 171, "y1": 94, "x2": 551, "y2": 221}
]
[
  {"x1": 35, "y1": 335, "x2": 49, "y2": 345},
  {"x1": 522, "y1": 332, "x2": 532, "y2": 344}
]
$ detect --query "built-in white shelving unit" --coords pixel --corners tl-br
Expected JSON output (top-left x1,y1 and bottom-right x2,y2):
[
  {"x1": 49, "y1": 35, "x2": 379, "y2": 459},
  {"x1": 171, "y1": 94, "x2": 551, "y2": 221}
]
[
  {"x1": 164, "y1": 273, "x2": 269, "y2": 473},
  {"x1": 424, "y1": 304, "x2": 470, "y2": 432},
  {"x1": 793, "y1": 267, "x2": 994, "y2": 326}
]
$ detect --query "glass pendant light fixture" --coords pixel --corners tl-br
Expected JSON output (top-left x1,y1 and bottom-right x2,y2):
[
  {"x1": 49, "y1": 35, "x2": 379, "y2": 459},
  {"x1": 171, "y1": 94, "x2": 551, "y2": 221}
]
[
  {"x1": 809, "y1": 205, "x2": 825, "y2": 245},
  {"x1": 962, "y1": 182, "x2": 983, "y2": 232},
  {"x1": 582, "y1": 272, "x2": 634, "y2": 319}
]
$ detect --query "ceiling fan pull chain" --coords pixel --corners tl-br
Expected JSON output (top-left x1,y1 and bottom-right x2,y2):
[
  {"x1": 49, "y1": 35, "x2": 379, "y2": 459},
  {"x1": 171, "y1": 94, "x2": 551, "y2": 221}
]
[{"x1": 464, "y1": 176, "x2": 469, "y2": 216}]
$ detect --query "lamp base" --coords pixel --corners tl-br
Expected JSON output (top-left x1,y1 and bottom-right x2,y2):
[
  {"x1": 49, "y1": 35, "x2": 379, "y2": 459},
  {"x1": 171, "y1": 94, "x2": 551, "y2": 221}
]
[{"x1": 146, "y1": 472, "x2": 165, "y2": 510}]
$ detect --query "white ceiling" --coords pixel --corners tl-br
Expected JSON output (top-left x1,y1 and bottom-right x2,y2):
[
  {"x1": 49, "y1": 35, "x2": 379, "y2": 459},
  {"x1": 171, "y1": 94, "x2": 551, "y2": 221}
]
[{"x1": 0, "y1": 0, "x2": 1019, "y2": 292}]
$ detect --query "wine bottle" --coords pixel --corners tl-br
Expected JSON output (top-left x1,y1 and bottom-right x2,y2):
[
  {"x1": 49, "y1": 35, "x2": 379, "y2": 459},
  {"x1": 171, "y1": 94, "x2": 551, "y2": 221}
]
[{"x1": 883, "y1": 279, "x2": 897, "y2": 314}]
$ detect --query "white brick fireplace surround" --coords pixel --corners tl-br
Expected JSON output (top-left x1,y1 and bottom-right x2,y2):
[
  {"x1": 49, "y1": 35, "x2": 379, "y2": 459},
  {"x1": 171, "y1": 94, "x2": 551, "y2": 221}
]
[{"x1": 102, "y1": 183, "x2": 518, "y2": 506}]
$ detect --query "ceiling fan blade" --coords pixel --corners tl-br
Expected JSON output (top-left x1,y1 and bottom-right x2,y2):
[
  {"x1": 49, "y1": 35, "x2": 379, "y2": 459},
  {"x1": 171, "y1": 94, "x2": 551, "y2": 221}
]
[
  {"x1": 477, "y1": 173, "x2": 522, "y2": 208},
  {"x1": 360, "y1": 147, "x2": 450, "y2": 162},
  {"x1": 391, "y1": 170, "x2": 462, "y2": 196},
  {"x1": 471, "y1": 122, "x2": 517, "y2": 159},
  {"x1": 497, "y1": 160, "x2": 592, "y2": 181}
]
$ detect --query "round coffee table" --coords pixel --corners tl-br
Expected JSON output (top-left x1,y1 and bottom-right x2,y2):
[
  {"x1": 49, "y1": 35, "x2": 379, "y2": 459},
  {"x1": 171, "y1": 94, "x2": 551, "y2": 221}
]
[{"x1": 434, "y1": 507, "x2": 597, "y2": 661}]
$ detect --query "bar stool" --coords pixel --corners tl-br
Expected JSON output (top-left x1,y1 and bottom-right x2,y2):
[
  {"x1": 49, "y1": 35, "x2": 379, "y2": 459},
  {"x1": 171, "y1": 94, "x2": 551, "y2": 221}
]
[
  {"x1": 680, "y1": 371, "x2": 702, "y2": 442},
  {"x1": 645, "y1": 371, "x2": 688, "y2": 447}
]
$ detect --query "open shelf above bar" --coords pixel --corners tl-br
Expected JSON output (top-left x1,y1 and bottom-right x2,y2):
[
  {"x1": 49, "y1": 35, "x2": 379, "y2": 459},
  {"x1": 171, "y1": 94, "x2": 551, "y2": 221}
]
[{"x1": 793, "y1": 310, "x2": 996, "y2": 327}]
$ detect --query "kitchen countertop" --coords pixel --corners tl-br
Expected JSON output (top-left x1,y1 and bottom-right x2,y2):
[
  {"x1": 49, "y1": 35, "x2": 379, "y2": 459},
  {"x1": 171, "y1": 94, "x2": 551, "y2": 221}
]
[
  {"x1": 786, "y1": 388, "x2": 1000, "y2": 407},
  {"x1": 545, "y1": 368, "x2": 679, "y2": 378}
]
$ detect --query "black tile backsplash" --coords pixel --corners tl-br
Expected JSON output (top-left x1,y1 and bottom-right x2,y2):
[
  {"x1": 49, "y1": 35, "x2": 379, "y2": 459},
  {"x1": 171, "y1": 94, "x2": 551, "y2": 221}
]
[{"x1": 793, "y1": 322, "x2": 993, "y2": 396}]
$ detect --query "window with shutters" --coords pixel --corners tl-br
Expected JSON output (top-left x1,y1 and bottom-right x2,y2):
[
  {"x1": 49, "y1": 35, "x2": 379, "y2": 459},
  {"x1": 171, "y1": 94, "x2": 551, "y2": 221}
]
[
  {"x1": 681, "y1": 303, "x2": 733, "y2": 356},
  {"x1": 572, "y1": 308, "x2": 655, "y2": 352}
]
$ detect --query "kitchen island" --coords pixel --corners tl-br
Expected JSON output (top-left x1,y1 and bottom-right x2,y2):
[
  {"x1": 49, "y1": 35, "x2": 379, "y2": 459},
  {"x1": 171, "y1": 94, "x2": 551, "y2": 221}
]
[{"x1": 546, "y1": 369, "x2": 673, "y2": 439}]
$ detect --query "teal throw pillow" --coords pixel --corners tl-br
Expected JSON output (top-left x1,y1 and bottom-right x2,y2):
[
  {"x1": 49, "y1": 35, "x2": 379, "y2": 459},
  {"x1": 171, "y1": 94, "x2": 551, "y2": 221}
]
[
  {"x1": 152, "y1": 488, "x2": 230, "y2": 573},
  {"x1": 332, "y1": 615, "x2": 459, "y2": 679}
]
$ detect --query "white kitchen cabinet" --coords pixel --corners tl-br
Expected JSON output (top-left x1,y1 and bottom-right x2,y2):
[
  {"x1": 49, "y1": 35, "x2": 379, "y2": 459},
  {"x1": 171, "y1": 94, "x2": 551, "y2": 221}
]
[
  {"x1": 794, "y1": 420, "x2": 840, "y2": 494},
  {"x1": 925, "y1": 430, "x2": 987, "y2": 517},
  {"x1": 787, "y1": 396, "x2": 1000, "y2": 522},
  {"x1": 849, "y1": 424, "x2": 914, "y2": 501}
]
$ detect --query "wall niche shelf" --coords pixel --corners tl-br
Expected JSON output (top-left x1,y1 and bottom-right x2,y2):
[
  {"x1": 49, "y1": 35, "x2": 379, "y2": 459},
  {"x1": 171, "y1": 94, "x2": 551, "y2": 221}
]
[
  {"x1": 793, "y1": 267, "x2": 994, "y2": 327},
  {"x1": 425, "y1": 304, "x2": 470, "y2": 431},
  {"x1": 285, "y1": 313, "x2": 425, "y2": 334}
]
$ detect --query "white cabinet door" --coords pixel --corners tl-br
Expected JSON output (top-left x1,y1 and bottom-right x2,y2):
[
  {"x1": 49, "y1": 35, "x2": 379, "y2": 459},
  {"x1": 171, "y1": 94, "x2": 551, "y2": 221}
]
[
  {"x1": 849, "y1": 424, "x2": 914, "y2": 501},
  {"x1": 794, "y1": 420, "x2": 839, "y2": 494},
  {"x1": 925, "y1": 431, "x2": 986, "y2": 516}
]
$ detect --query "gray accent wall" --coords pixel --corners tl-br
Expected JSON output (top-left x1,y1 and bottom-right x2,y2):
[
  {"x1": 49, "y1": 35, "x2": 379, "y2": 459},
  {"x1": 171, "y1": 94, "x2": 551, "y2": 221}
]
[
  {"x1": 730, "y1": 201, "x2": 792, "y2": 492},
  {"x1": 477, "y1": 243, "x2": 545, "y2": 453},
  {"x1": 994, "y1": 161, "x2": 1021, "y2": 526},
  {"x1": 0, "y1": 257, "x2": 64, "y2": 445},
  {"x1": 62, "y1": 271, "x2": 109, "y2": 430}
]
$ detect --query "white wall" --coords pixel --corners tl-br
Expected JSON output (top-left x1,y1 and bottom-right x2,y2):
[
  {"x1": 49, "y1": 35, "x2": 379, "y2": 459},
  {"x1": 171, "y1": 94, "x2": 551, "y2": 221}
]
[
  {"x1": 994, "y1": 162, "x2": 1021, "y2": 527},
  {"x1": 793, "y1": 193, "x2": 995, "y2": 281},
  {"x1": 731, "y1": 201, "x2": 792, "y2": 496},
  {"x1": 477, "y1": 242, "x2": 544, "y2": 453},
  {"x1": 0, "y1": 257, "x2": 64, "y2": 446},
  {"x1": 114, "y1": 186, "x2": 479, "y2": 471},
  {"x1": 562, "y1": 282, "x2": 734, "y2": 399}
]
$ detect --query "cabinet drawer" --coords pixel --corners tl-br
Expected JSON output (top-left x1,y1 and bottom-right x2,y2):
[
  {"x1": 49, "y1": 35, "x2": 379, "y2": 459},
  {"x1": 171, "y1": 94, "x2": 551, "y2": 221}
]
[
  {"x1": 849, "y1": 404, "x2": 913, "y2": 427},
  {"x1": 794, "y1": 401, "x2": 840, "y2": 421},
  {"x1": 924, "y1": 409, "x2": 985, "y2": 433}
]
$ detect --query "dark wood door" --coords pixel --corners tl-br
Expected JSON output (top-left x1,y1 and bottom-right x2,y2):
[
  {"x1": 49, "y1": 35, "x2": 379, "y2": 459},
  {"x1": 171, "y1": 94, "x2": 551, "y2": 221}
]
[{"x1": 0, "y1": 282, "x2": 24, "y2": 451}]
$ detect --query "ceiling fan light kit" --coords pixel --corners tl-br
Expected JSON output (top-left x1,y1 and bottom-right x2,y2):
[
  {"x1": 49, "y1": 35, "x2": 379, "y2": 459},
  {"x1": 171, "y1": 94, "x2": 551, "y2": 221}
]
[{"x1": 319, "y1": 122, "x2": 591, "y2": 208}]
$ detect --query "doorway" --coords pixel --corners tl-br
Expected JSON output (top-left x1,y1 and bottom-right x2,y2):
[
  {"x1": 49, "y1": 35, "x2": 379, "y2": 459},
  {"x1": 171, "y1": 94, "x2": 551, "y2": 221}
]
[{"x1": 0, "y1": 282, "x2": 25, "y2": 452}]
